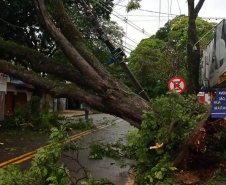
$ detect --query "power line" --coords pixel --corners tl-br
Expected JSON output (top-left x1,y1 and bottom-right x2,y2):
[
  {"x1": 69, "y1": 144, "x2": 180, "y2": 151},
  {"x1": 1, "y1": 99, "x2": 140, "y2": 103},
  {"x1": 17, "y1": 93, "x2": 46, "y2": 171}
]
[
  {"x1": 170, "y1": 0, "x2": 174, "y2": 20},
  {"x1": 124, "y1": 0, "x2": 129, "y2": 49},
  {"x1": 124, "y1": 35, "x2": 139, "y2": 45},
  {"x1": 94, "y1": 0, "x2": 152, "y2": 37},
  {"x1": 125, "y1": 42, "x2": 136, "y2": 49},
  {"x1": 118, "y1": 42, "x2": 134, "y2": 51},
  {"x1": 114, "y1": 3, "x2": 178, "y2": 16},
  {"x1": 176, "y1": 0, "x2": 181, "y2": 15},
  {"x1": 193, "y1": 27, "x2": 214, "y2": 49},
  {"x1": 159, "y1": 0, "x2": 161, "y2": 28},
  {"x1": 118, "y1": 19, "x2": 170, "y2": 22},
  {"x1": 112, "y1": 12, "x2": 152, "y2": 37},
  {"x1": 114, "y1": 41, "x2": 133, "y2": 52},
  {"x1": 80, "y1": 0, "x2": 150, "y2": 101},
  {"x1": 167, "y1": 0, "x2": 169, "y2": 23},
  {"x1": 114, "y1": 14, "x2": 226, "y2": 20},
  {"x1": 119, "y1": 15, "x2": 175, "y2": 17},
  {"x1": 113, "y1": 12, "x2": 152, "y2": 36}
]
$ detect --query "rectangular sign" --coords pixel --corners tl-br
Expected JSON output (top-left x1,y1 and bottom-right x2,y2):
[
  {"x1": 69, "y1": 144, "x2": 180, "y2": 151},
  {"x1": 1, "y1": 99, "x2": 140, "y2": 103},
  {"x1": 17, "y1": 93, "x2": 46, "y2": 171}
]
[
  {"x1": 9, "y1": 76, "x2": 25, "y2": 85},
  {"x1": 211, "y1": 100, "x2": 226, "y2": 118},
  {"x1": 0, "y1": 73, "x2": 8, "y2": 92},
  {"x1": 216, "y1": 90, "x2": 226, "y2": 101}
]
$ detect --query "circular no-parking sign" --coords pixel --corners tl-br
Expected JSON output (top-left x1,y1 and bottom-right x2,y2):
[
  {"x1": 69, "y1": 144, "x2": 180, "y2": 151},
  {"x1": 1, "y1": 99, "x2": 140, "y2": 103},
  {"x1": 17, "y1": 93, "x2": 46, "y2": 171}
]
[{"x1": 168, "y1": 77, "x2": 186, "y2": 94}]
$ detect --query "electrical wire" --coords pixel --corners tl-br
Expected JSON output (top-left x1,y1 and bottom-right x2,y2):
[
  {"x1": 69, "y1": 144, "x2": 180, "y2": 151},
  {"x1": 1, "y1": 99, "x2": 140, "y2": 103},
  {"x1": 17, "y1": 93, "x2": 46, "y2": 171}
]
[
  {"x1": 124, "y1": 35, "x2": 139, "y2": 45},
  {"x1": 111, "y1": 12, "x2": 151, "y2": 37},
  {"x1": 114, "y1": 3, "x2": 178, "y2": 16},
  {"x1": 193, "y1": 27, "x2": 214, "y2": 48},
  {"x1": 125, "y1": 41, "x2": 136, "y2": 48},
  {"x1": 159, "y1": 0, "x2": 161, "y2": 28},
  {"x1": 176, "y1": 0, "x2": 181, "y2": 15},
  {"x1": 170, "y1": 0, "x2": 174, "y2": 20},
  {"x1": 121, "y1": 19, "x2": 170, "y2": 22},
  {"x1": 167, "y1": 0, "x2": 169, "y2": 23},
  {"x1": 117, "y1": 15, "x2": 225, "y2": 20},
  {"x1": 119, "y1": 15, "x2": 174, "y2": 17},
  {"x1": 94, "y1": 0, "x2": 152, "y2": 37},
  {"x1": 124, "y1": 0, "x2": 129, "y2": 48}
]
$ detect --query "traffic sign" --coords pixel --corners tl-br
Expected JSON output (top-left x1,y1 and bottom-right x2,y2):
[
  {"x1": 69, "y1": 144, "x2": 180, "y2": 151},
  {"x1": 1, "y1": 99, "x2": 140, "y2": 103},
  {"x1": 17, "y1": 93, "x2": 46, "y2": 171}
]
[
  {"x1": 168, "y1": 77, "x2": 186, "y2": 94},
  {"x1": 211, "y1": 100, "x2": 226, "y2": 118},
  {"x1": 216, "y1": 90, "x2": 226, "y2": 101}
]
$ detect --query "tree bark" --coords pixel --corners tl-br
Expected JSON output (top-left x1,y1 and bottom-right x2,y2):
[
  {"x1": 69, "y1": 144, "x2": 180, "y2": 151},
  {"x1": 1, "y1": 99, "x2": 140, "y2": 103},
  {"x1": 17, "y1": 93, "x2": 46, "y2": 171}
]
[
  {"x1": 43, "y1": 0, "x2": 131, "y2": 91},
  {"x1": 187, "y1": 0, "x2": 205, "y2": 94},
  {"x1": 37, "y1": 0, "x2": 109, "y2": 93},
  {"x1": 0, "y1": 59, "x2": 149, "y2": 128},
  {"x1": 0, "y1": 0, "x2": 151, "y2": 128}
]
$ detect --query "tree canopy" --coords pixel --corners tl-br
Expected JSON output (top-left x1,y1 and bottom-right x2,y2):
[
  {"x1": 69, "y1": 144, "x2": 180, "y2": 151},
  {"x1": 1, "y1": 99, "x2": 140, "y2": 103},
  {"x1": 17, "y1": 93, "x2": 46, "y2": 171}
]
[
  {"x1": 129, "y1": 15, "x2": 215, "y2": 98},
  {"x1": 0, "y1": 0, "x2": 150, "y2": 128}
]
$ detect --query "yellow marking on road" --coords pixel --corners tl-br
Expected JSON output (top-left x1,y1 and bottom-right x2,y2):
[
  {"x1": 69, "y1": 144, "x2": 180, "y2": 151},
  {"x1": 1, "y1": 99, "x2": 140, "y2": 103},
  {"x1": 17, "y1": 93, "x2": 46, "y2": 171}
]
[
  {"x1": 12, "y1": 153, "x2": 37, "y2": 165},
  {"x1": 68, "y1": 124, "x2": 112, "y2": 142},
  {"x1": 0, "y1": 129, "x2": 91, "y2": 168},
  {"x1": 10, "y1": 125, "x2": 113, "y2": 166},
  {"x1": 0, "y1": 151, "x2": 36, "y2": 168},
  {"x1": 0, "y1": 119, "x2": 122, "y2": 169}
]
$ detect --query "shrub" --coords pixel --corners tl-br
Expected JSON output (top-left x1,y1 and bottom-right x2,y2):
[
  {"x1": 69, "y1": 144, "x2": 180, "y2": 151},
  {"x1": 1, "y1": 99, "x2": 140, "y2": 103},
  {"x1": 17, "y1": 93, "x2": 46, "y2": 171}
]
[
  {"x1": 0, "y1": 127, "x2": 70, "y2": 185},
  {"x1": 2, "y1": 96, "x2": 65, "y2": 132},
  {"x1": 127, "y1": 93, "x2": 208, "y2": 184}
]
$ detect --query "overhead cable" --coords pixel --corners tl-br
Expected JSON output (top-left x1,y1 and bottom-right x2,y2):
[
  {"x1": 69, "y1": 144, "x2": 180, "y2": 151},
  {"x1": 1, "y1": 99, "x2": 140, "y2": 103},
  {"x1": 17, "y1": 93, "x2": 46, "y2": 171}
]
[
  {"x1": 79, "y1": 0, "x2": 150, "y2": 101},
  {"x1": 114, "y1": 3, "x2": 178, "y2": 16},
  {"x1": 94, "y1": 0, "x2": 152, "y2": 37}
]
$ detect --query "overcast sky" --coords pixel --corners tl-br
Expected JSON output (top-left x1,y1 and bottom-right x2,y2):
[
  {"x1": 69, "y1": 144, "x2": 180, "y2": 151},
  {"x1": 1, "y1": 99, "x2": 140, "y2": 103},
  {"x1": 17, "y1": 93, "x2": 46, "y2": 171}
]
[{"x1": 110, "y1": 0, "x2": 225, "y2": 55}]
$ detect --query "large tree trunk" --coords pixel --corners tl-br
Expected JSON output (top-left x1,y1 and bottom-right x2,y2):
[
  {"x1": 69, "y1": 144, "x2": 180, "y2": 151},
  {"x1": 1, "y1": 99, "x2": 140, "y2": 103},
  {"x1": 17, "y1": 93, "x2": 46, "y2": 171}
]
[
  {"x1": 0, "y1": 0, "x2": 151, "y2": 127},
  {"x1": 187, "y1": 0, "x2": 205, "y2": 94},
  {"x1": 173, "y1": 113, "x2": 225, "y2": 182}
]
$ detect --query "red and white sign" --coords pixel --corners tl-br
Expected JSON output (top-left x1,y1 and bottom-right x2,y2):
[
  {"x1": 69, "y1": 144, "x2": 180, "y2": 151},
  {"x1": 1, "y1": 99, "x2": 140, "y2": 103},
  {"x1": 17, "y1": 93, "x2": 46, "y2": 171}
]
[{"x1": 168, "y1": 77, "x2": 186, "y2": 94}]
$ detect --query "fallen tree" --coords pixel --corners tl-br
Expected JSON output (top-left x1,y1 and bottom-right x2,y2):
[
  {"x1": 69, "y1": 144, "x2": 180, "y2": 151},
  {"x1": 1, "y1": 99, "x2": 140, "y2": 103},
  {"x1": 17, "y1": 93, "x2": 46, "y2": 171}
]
[
  {"x1": 0, "y1": 0, "x2": 150, "y2": 128},
  {"x1": 1, "y1": 1, "x2": 226, "y2": 184}
]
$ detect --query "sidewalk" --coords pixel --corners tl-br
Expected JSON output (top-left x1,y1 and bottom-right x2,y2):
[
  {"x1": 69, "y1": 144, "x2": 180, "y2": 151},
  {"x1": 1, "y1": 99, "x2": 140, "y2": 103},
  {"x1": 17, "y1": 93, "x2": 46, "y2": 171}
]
[{"x1": 61, "y1": 110, "x2": 85, "y2": 117}]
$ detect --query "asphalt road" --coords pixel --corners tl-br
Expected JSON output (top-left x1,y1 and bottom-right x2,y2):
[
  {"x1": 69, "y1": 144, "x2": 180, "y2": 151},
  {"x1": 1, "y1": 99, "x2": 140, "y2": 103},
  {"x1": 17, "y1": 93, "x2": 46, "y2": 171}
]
[
  {"x1": 63, "y1": 113, "x2": 136, "y2": 185},
  {"x1": 0, "y1": 113, "x2": 136, "y2": 185}
]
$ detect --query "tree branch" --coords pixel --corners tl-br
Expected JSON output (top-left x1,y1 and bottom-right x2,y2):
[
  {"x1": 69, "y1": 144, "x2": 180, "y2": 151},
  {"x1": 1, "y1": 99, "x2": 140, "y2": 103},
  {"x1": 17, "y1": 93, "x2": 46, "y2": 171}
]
[
  {"x1": 0, "y1": 59, "x2": 148, "y2": 127},
  {"x1": 0, "y1": 38, "x2": 94, "y2": 89},
  {"x1": 46, "y1": 0, "x2": 109, "y2": 76},
  {"x1": 46, "y1": 0, "x2": 130, "y2": 91},
  {"x1": 0, "y1": 59, "x2": 106, "y2": 110},
  {"x1": 164, "y1": 120, "x2": 179, "y2": 144},
  {"x1": 36, "y1": 0, "x2": 108, "y2": 92},
  {"x1": 194, "y1": 0, "x2": 205, "y2": 18}
]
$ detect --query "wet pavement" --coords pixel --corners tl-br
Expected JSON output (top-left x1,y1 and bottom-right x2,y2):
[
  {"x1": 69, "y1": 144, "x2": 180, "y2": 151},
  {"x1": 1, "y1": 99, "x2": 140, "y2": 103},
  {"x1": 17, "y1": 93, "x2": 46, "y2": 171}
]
[
  {"x1": 62, "y1": 114, "x2": 136, "y2": 184},
  {"x1": 0, "y1": 113, "x2": 136, "y2": 184}
]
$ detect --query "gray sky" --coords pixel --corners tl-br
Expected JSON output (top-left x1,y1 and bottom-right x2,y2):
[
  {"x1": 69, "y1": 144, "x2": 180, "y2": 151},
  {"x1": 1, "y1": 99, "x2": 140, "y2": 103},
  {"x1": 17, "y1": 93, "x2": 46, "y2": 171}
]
[{"x1": 110, "y1": 0, "x2": 225, "y2": 55}]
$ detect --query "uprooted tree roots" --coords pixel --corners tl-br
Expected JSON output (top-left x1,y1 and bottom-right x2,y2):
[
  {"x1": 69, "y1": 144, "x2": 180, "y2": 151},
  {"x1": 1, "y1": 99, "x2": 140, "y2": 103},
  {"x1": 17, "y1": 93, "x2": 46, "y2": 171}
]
[{"x1": 174, "y1": 113, "x2": 226, "y2": 184}]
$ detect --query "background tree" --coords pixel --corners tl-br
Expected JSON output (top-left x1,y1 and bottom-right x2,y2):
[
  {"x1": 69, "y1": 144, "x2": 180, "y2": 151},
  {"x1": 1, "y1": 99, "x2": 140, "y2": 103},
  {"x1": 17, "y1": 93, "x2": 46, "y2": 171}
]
[
  {"x1": 127, "y1": 0, "x2": 210, "y2": 95},
  {"x1": 187, "y1": 0, "x2": 205, "y2": 94},
  {"x1": 128, "y1": 38, "x2": 170, "y2": 98},
  {"x1": 128, "y1": 15, "x2": 215, "y2": 98}
]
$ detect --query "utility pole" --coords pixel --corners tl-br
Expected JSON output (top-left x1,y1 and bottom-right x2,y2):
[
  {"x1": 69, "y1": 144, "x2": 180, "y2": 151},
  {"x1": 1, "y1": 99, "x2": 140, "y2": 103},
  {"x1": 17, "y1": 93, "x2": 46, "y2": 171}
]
[{"x1": 79, "y1": 0, "x2": 150, "y2": 102}]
